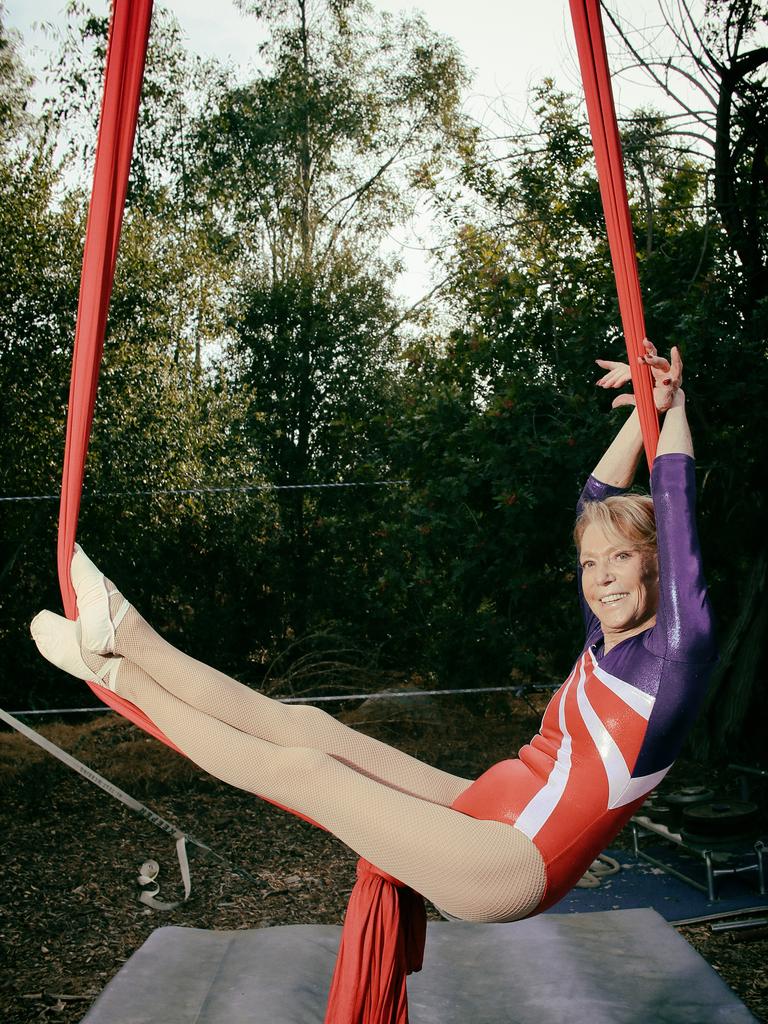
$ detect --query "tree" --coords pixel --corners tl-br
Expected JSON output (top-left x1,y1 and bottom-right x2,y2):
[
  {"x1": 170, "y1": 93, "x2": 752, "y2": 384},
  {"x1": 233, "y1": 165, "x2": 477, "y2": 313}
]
[
  {"x1": 0, "y1": 11, "x2": 83, "y2": 706},
  {"x1": 45, "y1": 3, "x2": 236, "y2": 369},
  {"x1": 0, "y1": 7, "x2": 276, "y2": 708},
  {"x1": 6, "y1": 2, "x2": 473, "y2": 690},
  {"x1": 192, "y1": 0, "x2": 473, "y2": 635}
]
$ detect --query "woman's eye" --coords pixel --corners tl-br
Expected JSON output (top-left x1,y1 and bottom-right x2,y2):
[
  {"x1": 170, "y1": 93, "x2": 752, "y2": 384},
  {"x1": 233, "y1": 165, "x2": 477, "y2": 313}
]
[
  {"x1": 581, "y1": 561, "x2": 594, "y2": 569},
  {"x1": 616, "y1": 552, "x2": 631, "y2": 561}
]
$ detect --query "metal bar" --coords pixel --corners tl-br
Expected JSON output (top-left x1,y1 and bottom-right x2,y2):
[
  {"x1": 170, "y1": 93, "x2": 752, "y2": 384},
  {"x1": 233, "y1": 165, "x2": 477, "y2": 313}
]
[
  {"x1": 712, "y1": 863, "x2": 761, "y2": 878},
  {"x1": 633, "y1": 847, "x2": 709, "y2": 895},
  {"x1": 670, "y1": 906, "x2": 768, "y2": 927},
  {"x1": 711, "y1": 917, "x2": 768, "y2": 933},
  {"x1": 704, "y1": 849, "x2": 715, "y2": 901},
  {"x1": 727, "y1": 764, "x2": 768, "y2": 777},
  {"x1": 757, "y1": 842, "x2": 766, "y2": 895}
]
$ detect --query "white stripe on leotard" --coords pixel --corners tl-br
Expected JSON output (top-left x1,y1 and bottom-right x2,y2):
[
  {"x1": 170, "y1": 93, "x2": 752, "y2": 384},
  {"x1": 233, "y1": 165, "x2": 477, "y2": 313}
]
[
  {"x1": 578, "y1": 656, "x2": 671, "y2": 808},
  {"x1": 612, "y1": 764, "x2": 672, "y2": 808},
  {"x1": 576, "y1": 659, "x2": 633, "y2": 808},
  {"x1": 514, "y1": 662, "x2": 579, "y2": 840},
  {"x1": 588, "y1": 648, "x2": 655, "y2": 720}
]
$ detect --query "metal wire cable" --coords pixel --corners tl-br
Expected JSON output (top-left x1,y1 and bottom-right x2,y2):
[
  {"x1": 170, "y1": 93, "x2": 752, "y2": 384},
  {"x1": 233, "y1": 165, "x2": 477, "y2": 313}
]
[
  {"x1": 0, "y1": 479, "x2": 409, "y2": 503},
  {"x1": 9, "y1": 682, "x2": 557, "y2": 717}
]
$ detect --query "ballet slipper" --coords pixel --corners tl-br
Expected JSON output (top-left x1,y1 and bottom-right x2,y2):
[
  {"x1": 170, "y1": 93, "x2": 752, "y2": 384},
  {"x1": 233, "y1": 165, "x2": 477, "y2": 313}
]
[
  {"x1": 30, "y1": 610, "x2": 122, "y2": 691},
  {"x1": 70, "y1": 544, "x2": 131, "y2": 655}
]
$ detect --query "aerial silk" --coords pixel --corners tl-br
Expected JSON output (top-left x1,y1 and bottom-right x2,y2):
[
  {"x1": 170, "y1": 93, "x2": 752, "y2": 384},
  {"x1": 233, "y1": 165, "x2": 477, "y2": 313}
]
[
  {"x1": 56, "y1": 2, "x2": 657, "y2": 1023},
  {"x1": 56, "y1": 0, "x2": 166, "y2": 742},
  {"x1": 569, "y1": 0, "x2": 660, "y2": 467}
]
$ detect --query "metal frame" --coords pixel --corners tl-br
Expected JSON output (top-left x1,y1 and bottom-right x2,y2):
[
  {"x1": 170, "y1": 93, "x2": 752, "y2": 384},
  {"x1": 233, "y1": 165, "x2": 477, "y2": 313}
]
[{"x1": 630, "y1": 814, "x2": 767, "y2": 902}]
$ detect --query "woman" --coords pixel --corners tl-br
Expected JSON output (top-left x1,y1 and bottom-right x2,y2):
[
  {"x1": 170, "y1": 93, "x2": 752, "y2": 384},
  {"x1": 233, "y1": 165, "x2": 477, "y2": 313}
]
[{"x1": 31, "y1": 341, "x2": 717, "y2": 921}]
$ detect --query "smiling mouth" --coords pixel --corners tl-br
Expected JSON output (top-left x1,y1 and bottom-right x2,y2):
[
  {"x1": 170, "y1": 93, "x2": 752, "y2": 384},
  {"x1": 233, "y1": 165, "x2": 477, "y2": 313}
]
[{"x1": 600, "y1": 593, "x2": 629, "y2": 605}]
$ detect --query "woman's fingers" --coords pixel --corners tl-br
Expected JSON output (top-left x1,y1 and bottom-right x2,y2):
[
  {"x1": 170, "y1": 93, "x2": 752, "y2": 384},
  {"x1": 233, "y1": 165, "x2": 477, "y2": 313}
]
[
  {"x1": 642, "y1": 353, "x2": 671, "y2": 372},
  {"x1": 599, "y1": 342, "x2": 681, "y2": 409},
  {"x1": 641, "y1": 338, "x2": 671, "y2": 373},
  {"x1": 644, "y1": 342, "x2": 683, "y2": 403},
  {"x1": 595, "y1": 358, "x2": 631, "y2": 388},
  {"x1": 670, "y1": 345, "x2": 684, "y2": 384},
  {"x1": 598, "y1": 371, "x2": 626, "y2": 386},
  {"x1": 612, "y1": 393, "x2": 637, "y2": 408}
]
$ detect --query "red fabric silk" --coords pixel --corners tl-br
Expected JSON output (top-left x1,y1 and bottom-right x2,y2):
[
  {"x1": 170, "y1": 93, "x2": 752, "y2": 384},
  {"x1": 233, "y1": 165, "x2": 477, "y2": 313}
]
[
  {"x1": 324, "y1": 860, "x2": 426, "y2": 1024},
  {"x1": 56, "y1": 6, "x2": 417, "y2": 1023},
  {"x1": 56, "y1": 0, "x2": 171, "y2": 743},
  {"x1": 569, "y1": 0, "x2": 660, "y2": 468}
]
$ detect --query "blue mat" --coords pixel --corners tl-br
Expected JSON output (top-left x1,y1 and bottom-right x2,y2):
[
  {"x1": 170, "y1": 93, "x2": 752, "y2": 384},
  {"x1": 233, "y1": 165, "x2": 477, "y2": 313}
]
[{"x1": 546, "y1": 845, "x2": 768, "y2": 921}]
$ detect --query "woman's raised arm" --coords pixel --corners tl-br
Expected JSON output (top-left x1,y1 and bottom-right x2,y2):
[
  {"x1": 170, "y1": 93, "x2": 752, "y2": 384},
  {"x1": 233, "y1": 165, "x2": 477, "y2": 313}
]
[
  {"x1": 656, "y1": 391, "x2": 693, "y2": 458},
  {"x1": 589, "y1": 406, "x2": 644, "y2": 487}
]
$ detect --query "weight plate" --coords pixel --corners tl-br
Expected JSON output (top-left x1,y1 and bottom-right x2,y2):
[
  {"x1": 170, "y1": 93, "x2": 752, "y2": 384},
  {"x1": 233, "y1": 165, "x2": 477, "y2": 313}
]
[
  {"x1": 682, "y1": 800, "x2": 759, "y2": 838},
  {"x1": 643, "y1": 803, "x2": 676, "y2": 827},
  {"x1": 666, "y1": 787, "x2": 715, "y2": 807}
]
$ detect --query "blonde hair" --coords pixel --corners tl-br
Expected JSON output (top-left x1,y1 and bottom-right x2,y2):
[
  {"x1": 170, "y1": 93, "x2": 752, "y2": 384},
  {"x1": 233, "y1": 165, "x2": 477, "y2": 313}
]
[{"x1": 574, "y1": 493, "x2": 657, "y2": 555}]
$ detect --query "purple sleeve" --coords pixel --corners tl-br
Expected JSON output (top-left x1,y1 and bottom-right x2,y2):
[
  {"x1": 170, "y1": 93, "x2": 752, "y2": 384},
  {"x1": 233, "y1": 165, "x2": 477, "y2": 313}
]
[
  {"x1": 576, "y1": 475, "x2": 630, "y2": 640},
  {"x1": 646, "y1": 453, "x2": 717, "y2": 662}
]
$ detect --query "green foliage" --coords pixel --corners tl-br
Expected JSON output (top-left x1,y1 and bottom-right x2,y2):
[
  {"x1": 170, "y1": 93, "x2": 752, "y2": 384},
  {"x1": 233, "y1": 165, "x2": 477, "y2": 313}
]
[
  {"x1": 0, "y1": 10, "x2": 32, "y2": 145},
  {"x1": 195, "y1": 0, "x2": 470, "y2": 262}
]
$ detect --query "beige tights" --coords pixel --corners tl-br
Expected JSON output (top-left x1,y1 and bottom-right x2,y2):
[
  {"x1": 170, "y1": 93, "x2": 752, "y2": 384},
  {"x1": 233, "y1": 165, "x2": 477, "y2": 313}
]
[
  {"x1": 114, "y1": 604, "x2": 472, "y2": 806},
  {"x1": 82, "y1": 596, "x2": 546, "y2": 923}
]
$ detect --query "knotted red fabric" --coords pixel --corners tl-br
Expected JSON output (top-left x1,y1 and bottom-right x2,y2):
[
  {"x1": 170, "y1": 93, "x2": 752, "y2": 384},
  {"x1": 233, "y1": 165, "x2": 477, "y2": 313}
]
[
  {"x1": 569, "y1": 0, "x2": 660, "y2": 468},
  {"x1": 324, "y1": 860, "x2": 426, "y2": 1024},
  {"x1": 57, "y1": 5, "x2": 422, "y2": 1023}
]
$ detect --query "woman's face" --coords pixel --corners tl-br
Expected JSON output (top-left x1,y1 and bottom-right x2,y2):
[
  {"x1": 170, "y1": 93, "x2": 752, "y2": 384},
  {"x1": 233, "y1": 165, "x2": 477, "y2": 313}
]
[{"x1": 579, "y1": 522, "x2": 659, "y2": 640}]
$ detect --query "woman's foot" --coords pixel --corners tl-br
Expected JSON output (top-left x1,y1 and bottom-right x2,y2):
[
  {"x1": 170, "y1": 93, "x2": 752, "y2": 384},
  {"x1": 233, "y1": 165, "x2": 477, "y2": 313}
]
[
  {"x1": 30, "y1": 610, "x2": 122, "y2": 690},
  {"x1": 70, "y1": 544, "x2": 131, "y2": 655}
]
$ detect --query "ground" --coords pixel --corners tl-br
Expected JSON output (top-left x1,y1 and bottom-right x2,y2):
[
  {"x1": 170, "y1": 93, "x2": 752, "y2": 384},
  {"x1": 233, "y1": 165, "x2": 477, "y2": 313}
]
[{"x1": 1, "y1": 690, "x2": 766, "y2": 1023}]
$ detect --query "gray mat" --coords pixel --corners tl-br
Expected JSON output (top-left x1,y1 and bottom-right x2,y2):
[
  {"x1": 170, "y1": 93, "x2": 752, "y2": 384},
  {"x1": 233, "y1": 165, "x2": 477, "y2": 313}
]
[{"x1": 80, "y1": 909, "x2": 757, "y2": 1023}]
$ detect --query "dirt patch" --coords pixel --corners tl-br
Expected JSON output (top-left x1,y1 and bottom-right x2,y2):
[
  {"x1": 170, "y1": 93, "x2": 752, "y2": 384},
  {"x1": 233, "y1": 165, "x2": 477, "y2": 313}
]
[{"x1": 1, "y1": 694, "x2": 766, "y2": 1023}]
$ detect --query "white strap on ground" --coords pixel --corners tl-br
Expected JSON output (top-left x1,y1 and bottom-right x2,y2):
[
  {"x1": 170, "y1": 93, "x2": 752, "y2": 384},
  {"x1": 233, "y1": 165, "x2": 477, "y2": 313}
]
[{"x1": 0, "y1": 706, "x2": 255, "y2": 907}]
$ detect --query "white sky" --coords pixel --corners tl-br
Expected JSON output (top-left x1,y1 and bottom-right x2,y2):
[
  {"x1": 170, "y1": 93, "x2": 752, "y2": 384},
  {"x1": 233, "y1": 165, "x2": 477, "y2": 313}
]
[
  {"x1": 7, "y1": 1, "x2": 676, "y2": 117},
  {"x1": 5, "y1": 1, "x2": 692, "y2": 300}
]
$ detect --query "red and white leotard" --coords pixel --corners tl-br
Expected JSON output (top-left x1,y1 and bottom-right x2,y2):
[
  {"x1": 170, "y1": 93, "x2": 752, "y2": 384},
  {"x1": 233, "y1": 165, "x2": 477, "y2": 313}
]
[{"x1": 451, "y1": 454, "x2": 718, "y2": 912}]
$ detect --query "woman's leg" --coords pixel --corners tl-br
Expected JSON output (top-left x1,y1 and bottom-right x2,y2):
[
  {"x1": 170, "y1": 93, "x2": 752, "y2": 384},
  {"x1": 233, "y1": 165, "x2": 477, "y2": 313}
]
[
  {"x1": 85, "y1": 650, "x2": 546, "y2": 923},
  {"x1": 79, "y1": 567, "x2": 471, "y2": 807}
]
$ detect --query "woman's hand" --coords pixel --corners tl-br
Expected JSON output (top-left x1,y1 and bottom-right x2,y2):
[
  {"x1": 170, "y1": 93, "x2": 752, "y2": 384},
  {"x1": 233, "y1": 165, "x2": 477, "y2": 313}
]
[
  {"x1": 641, "y1": 340, "x2": 683, "y2": 412},
  {"x1": 595, "y1": 340, "x2": 683, "y2": 412}
]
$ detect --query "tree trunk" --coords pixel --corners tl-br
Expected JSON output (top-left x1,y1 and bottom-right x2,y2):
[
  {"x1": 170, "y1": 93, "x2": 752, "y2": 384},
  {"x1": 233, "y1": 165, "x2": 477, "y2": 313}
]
[{"x1": 290, "y1": 0, "x2": 316, "y2": 637}]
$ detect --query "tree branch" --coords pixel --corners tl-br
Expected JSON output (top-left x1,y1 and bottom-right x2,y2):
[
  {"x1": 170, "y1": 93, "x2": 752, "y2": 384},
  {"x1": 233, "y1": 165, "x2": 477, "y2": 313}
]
[
  {"x1": 600, "y1": 6, "x2": 718, "y2": 131},
  {"x1": 317, "y1": 122, "x2": 420, "y2": 225},
  {"x1": 370, "y1": 273, "x2": 453, "y2": 346}
]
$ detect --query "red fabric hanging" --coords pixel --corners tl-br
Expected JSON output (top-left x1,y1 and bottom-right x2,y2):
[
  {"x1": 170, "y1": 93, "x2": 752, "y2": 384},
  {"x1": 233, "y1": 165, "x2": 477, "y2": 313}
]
[
  {"x1": 56, "y1": 5, "x2": 416, "y2": 1023},
  {"x1": 324, "y1": 861, "x2": 426, "y2": 1024},
  {"x1": 56, "y1": 0, "x2": 172, "y2": 743},
  {"x1": 569, "y1": 0, "x2": 660, "y2": 468}
]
